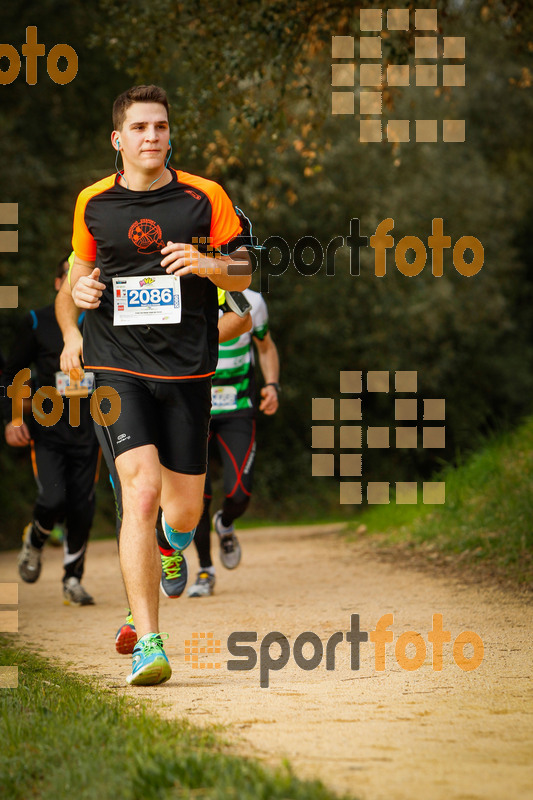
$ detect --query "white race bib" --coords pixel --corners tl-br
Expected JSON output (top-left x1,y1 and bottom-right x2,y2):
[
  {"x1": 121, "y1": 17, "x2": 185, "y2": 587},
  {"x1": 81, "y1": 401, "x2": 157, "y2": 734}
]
[
  {"x1": 113, "y1": 275, "x2": 181, "y2": 326},
  {"x1": 55, "y1": 370, "x2": 95, "y2": 397},
  {"x1": 212, "y1": 385, "x2": 238, "y2": 410}
]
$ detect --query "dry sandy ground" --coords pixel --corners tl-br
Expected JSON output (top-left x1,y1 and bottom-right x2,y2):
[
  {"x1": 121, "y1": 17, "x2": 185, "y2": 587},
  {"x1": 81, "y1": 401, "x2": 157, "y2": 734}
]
[{"x1": 1, "y1": 524, "x2": 532, "y2": 800}]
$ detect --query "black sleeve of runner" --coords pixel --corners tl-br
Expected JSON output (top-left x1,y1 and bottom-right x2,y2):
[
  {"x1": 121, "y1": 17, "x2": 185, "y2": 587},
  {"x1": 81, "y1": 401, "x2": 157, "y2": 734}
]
[{"x1": 0, "y1": 314, "x2": 37, "y2": 424}]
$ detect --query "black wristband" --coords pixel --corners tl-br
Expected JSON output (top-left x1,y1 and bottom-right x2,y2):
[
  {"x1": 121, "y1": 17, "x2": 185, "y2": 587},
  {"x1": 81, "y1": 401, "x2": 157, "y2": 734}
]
[{"x1": 265, "y1": 382, "x2": 281, "y2": 394}]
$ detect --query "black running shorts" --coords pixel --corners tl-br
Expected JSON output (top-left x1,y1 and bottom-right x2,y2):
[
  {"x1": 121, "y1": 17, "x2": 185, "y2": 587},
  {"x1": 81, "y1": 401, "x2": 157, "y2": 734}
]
[{"x1": 93, "y1": 374, "x2": 211, "y2": 474}]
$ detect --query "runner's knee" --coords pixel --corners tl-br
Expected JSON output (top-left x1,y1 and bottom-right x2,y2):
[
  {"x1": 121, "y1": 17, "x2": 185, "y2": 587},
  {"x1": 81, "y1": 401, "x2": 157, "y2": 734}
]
[
  {"x1": 164, "y1": 504, "x2": 202, "y2": 534},
  {"x1": 122, "y1": 480, "x2": 160, "y2": 519}
]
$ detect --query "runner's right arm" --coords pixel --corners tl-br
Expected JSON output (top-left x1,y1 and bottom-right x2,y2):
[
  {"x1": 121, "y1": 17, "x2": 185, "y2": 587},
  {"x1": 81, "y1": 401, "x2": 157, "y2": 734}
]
[
  {"x1": 55, "y1": 278, "x2": 84, "y2": 372},
  {"x1": 70, "y1": 255, "x2": 106, "y2": 310},
  {"x1": 2, "y1": 315, "x2": 36, "y2": 446}
]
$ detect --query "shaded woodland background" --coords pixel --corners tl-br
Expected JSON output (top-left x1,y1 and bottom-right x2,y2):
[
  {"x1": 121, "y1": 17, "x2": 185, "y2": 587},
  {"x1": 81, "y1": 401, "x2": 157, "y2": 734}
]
[{"x1": 1, "y1": 0, "x2": 532, "y2": 545}]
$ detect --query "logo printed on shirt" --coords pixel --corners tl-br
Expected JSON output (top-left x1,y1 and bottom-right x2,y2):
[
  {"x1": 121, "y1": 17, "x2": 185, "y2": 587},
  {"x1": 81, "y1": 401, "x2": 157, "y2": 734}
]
[
  {"x1": 128, "y1": 219, "x2": 165, "y2": 254},
  {"x1": 185, "y1": 189, "x2": 202, "y2": 200}
]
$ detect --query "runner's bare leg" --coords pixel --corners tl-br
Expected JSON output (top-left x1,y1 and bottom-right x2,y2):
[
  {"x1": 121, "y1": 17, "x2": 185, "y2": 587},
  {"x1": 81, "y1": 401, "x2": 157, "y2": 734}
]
[
  {"x1": 116, "y1": 448, "x2": 206, "y2": 639},
  {"x1": 160, "y1": 468, "x2": 205, "y2": 534},
  {"x1": 116, "y1": 445, "x2": 161, "y2": 639}
]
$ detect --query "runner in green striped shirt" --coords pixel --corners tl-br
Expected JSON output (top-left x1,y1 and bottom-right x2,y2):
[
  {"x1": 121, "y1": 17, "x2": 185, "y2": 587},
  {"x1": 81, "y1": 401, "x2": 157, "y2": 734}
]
[{"x1": 189, "y1": 279, "x2": 280, "y2": 596}]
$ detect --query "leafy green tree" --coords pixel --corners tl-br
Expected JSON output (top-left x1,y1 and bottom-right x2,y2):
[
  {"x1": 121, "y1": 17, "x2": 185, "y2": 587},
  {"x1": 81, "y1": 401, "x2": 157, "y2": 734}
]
[
  {"x1": 1, "y1": 0, "x2": 532, "y2": 535},
  {"x1": 0, "y1": 1, "x2": 129, "y2": 546}
]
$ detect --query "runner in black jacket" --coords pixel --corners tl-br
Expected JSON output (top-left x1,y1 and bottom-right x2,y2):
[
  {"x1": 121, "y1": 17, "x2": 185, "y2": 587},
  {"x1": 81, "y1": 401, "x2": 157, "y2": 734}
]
[{"x1": 1, "y1": 257, "x2": 99, "y2": 605}]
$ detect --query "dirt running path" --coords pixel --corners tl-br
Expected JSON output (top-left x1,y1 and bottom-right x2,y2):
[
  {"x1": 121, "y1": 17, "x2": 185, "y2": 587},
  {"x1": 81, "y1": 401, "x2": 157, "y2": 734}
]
[{"x1": 2, "y1": 524, "x2": 532, "y2": 800}]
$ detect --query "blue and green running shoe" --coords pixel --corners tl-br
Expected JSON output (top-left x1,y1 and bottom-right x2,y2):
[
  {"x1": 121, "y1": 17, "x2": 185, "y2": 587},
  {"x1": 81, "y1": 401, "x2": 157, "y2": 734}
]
[{"x1": 126, "y1": 633, "x2": 171, "y2": 686}]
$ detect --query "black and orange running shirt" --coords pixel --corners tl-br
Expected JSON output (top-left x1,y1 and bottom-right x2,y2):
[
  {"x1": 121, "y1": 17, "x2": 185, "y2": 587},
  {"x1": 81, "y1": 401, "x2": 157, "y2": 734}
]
[{"x1": 71, "y1": 167, "x2": 241, "y2": 382}]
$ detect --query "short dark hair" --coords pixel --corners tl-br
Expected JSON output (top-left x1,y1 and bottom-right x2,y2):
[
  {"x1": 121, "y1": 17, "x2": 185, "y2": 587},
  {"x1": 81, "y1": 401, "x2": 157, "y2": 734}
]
[
  {"x1": 112, "y1": 85, "x2": 170, "y2": 130},
  {"x1": 57, "y1": 255, "x2": 70, "y2": 280}
]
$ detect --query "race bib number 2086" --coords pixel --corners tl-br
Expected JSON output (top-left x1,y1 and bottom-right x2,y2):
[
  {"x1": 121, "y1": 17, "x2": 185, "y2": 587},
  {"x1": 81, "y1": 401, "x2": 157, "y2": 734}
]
[{"x1": 113, "y1": 275, "x2": 181, "y2": 326}]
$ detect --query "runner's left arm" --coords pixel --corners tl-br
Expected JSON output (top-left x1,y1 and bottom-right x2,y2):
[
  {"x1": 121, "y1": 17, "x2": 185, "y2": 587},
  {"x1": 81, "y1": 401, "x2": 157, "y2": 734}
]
[
  {"x1": 161, "y1": 187, "x2": 251, "y2": 290},
  {"x1": 160, "y1": 242, "x2": 251, "y2": 291},
  {"x1": 254, "y1": 332, "x2": 280, "y2": 416}
]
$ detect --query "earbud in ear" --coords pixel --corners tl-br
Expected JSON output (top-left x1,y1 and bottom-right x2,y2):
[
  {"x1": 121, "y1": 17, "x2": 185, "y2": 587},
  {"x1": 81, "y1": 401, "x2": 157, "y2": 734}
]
[{"x1": 115, "y1": 138, "x2": 120, "y2": 149}]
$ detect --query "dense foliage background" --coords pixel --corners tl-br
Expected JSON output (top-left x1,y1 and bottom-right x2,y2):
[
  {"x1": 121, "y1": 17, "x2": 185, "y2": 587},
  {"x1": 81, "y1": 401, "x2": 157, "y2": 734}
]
[{"x1": 1, "y1": 0, "x2": 532, "y2": 545}]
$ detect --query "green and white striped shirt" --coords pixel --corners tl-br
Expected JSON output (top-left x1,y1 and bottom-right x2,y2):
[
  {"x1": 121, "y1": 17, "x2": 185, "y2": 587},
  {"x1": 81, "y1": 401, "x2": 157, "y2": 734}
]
[{"x1": 212, "y1": 289, "x2": 268, "y2": 416}]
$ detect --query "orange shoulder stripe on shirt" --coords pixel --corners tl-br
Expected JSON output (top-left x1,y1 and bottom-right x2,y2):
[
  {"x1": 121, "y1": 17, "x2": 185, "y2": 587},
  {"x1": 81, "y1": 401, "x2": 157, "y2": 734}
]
[
  {"x1": 175, "y1": 170, "x2": 241, "y2": 248},
  {"x1": 72, "y1": 174, "x2": 117, "y2": 262}
]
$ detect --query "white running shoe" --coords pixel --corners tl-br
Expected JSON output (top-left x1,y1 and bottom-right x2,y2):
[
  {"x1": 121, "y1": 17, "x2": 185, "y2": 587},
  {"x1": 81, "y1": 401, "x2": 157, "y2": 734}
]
[
  {"x1": 213, "y1": 510, "x2": 241, "y2": 569},
  {"x1": 63, "y1": 577, "x2": 95, "y2": 606},
  {"x1": 187, "y1": 570, "x2": 216, "y2": 597},
  {"x1": 17, "y1": 524, "x2": 43, "y2": 583}
]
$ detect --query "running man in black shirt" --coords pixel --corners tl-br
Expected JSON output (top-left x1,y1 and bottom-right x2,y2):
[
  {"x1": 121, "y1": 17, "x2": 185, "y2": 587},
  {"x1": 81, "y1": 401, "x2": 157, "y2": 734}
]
[
  {"x1": 69, "y1": 85, "x2": 250, "y2": 685},
  {"x1": 56, "y1": 266, "x2": 252, "y2": 653},
  {"x1": 2, "y1": 258, "x2": 99, "y2": 605}
]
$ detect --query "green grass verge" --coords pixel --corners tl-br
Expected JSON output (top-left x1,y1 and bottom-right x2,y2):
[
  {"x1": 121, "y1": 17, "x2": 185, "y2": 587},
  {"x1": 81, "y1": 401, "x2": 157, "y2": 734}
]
[
  {"x1": 0, "y1": 638, "x2": 354, "y2": 800},
  {"x1": 353, "y1": 417, "x2": 533, "y2": 587}
]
